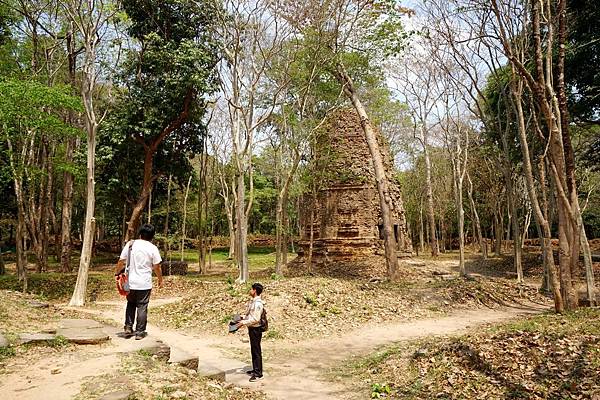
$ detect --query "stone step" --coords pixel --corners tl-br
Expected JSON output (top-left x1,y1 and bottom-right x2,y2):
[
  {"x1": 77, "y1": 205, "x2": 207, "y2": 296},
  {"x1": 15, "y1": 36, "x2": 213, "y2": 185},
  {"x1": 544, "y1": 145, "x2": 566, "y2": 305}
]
[
  {"x1": 197, "y1": 361, "x2": 226, "y2": 382},
  {"x1": 166, "y1": 346, "x2": 227, "y2": 382},
  {"x1": 168, "y1": 347, "x2": 199, "y2": 370},
  {"x1": 143, "y1": 339, "x2": 171, "y2": 361},
  {"x1": 98, "y1": 390, "x2": 135, "y2": 400},
  {"x1": 57, "y1": 319, "x2": 110, "y2": 344},
  {"x1": 18, "y1": 333, "x2": 57, "y2": 345},
  {"x1": 0, "y1": 333, "x2": 8, "y2": 347}
]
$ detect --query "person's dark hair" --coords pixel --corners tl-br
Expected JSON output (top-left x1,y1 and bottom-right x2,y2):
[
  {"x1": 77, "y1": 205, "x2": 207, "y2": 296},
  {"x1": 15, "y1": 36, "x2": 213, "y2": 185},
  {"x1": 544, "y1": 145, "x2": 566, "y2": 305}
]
[
  {"x1": 139, "y1": 224, "x2": 155, "y2": 240},
  {"x1": 252, "y1": 282, "x2": 263, "y2": 295}
]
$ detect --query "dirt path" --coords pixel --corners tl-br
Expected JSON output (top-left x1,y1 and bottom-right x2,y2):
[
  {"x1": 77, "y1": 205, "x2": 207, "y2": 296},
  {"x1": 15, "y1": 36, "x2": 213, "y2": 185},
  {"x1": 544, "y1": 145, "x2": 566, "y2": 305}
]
[
  {"x1": 228, "y1": 302, "x2": 549, "y2": 400},
  {"x1": 0, "y1": 297, "x2": 548, "y2": 400}
]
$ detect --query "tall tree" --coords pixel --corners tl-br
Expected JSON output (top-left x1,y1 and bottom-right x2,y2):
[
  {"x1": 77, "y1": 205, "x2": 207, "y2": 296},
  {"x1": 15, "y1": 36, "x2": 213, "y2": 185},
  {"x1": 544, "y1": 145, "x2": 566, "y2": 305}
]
[
  {"x1": 0, "y1": 79, "x2": 81, "y2": 289},
  {"x1": 118, "y1": 0, "x2": 220, "y2": 242},
  {"x1": 217, "y1": 0, "x2": 291, "y2": 283},
  {"x1": 65, "y1": 0, "x2": 115, "y2": 306}
]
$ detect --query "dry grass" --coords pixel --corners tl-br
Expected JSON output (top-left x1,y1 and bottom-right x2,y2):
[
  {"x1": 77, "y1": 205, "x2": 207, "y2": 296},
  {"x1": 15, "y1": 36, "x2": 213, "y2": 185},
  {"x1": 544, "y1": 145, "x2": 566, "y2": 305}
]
[
  {"x1": 75, "y1": 350, "x2": 265, "y2": 400},
  {"x1": 341, "y1": 308, "x2": 600, "y2": 399},
  {"x1": 153, "y1": 267, "x2": 551, "y2": 342}
]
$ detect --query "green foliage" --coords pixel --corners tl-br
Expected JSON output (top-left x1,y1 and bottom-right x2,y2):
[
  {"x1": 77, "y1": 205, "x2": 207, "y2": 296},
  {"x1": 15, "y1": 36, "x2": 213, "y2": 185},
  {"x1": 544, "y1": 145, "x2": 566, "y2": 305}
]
[
  {"x1": 303, "y1": 292, "x2": 318, "y2": 306},
  {"x1": 0, "y1": 345, "x2": 15, "y2": 361},
  {"x1": 565, "y1": 0, "x2": 600, "y2": 123},
  {"x1": 0, "y1": 79, "x2": 82, "y2": 137},
  {"x1": 47, "y1": 335, "x2": 69, "y2": 349},
  {"x1": 371, "y1": 383, "x2": 392, "y2": 398},
  {"x1": 97, "y1": 0, "x2": 220, "y2": 231}
]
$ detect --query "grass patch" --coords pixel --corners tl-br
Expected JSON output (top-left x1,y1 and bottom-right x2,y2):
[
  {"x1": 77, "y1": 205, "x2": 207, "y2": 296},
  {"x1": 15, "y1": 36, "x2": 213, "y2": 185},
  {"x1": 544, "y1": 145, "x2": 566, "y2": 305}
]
[
  {"x1": 0, "y1": 273, "x2": 114, "y2": 301},
  {"x1": 0, "y1": 346, "x2": 16, "y2": 361}
]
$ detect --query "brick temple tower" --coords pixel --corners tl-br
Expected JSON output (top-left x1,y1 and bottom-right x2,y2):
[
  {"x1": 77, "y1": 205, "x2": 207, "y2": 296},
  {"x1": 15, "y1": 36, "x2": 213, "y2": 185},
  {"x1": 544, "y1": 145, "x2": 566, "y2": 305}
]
[{"x1": 294, "y1": 109, "x2": 412, "y2": 277}]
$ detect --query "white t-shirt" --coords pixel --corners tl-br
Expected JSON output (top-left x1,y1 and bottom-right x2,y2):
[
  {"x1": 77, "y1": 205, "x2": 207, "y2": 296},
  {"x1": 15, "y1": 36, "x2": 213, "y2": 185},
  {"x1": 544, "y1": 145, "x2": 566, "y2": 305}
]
[{"x1": 119, "y1": 239, "x2": 162, "y2": 290}]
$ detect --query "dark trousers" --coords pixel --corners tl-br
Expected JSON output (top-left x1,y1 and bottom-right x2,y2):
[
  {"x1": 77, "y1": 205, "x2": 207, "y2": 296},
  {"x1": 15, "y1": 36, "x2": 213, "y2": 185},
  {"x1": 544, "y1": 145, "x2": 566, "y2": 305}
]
[
  {"x1": 248, "y1": 327, "x2": 263, "y2": 376},
  {"x1": 125, "y1": 289, "x2": 151, "y2": 333}
]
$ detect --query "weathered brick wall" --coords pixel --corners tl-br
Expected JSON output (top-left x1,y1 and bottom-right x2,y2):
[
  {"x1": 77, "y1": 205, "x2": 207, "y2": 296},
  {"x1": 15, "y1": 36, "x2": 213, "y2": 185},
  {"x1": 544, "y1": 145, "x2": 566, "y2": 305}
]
[{"x1": 295, "y1": 109, "x2": 412, "y2": 276}]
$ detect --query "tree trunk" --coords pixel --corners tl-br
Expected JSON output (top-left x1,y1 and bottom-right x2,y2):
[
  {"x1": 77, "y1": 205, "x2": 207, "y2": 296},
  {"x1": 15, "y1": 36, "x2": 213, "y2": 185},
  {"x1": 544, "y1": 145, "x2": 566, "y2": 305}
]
[
  {"x1": 61, "y1": 24, "x2": 77, "y2": 273},
  {"x1": 579, "y1": 221, "x2": 596, "y2": 306},
  {"x1": 440, "y1": 218, "x2": 446, "y2": 253},
  {"x1": 126, "y1": 90, "x2": 194, "y2": 242},
  {"x1": 164, "y1": 173, "x2": 172, "y2": 258},
  {"x1": 494, "y1": 207, "x2": 503, "y2": 256},
  {"x1": 236, "y1": 172, "x2": 249, "y2": 283},
  {"x1": 69, "y1": 38, "x2": 99, "y2": 307},
  {"x1": 147, "y1": 189, "x2": 152, "y2": 224},
  {"x1": 126, "y1": 148, "x2": 156, "y2": 242},
  {"x1": 0, "y1": 247, "x2": 5, "y2": 275},
  {"x1": 510, "y1": 75, "x2": 563, "y2": 311},
  {"x1": 423, "y1": 129, "x2": 439, "y2": 257},
  {"x1": 181, "y1": 176, "x2": 192, "y2": 262},
  {"x1": 16, "y1": 211, "x2": 28, "y2": 290},
  {"x1": 226, "y1": 207, "x2": 235, "y2": 260},
  {"x1": 306, "y1": 184, "x2": 317, "y2": 274},
  {"x1": 334, "y1": 62, "x2": 399, "y2": 278},
  {"x1": 507, "y1": 180, "x2": 523, "y2": 282},
  {"x1": 60, "y1": 139, "x2": 76, "y2": 272},
  {"x1": 419, "y1": 201, "x2": 425, "y2": 255},
  {"x1": 467, "y1": 172, "x2": 486, "y2": 259}
]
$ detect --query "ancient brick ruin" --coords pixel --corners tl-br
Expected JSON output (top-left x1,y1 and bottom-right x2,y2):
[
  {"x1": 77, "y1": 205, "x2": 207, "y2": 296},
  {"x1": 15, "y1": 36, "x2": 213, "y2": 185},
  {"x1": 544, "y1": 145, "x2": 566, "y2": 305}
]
[{"x1": 294, "y1": 109, "x2": 412, "y2": 277}]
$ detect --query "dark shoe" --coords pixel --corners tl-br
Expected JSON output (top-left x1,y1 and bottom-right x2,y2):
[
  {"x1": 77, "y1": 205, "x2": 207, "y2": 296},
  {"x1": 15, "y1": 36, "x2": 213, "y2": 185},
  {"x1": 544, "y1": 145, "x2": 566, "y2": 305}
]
[
  {"x1": 249, "y1": 374, "x2": 263, "y2": 382},
  {"x1": 135, "y1": 331, "x2": 148, "y2": 340},
  {"x1": 124, "y1": 325, "x2": 134, "y2": 336},
  {"x1": 246, "y1": 370, "x2": 255, "y2": 376}
]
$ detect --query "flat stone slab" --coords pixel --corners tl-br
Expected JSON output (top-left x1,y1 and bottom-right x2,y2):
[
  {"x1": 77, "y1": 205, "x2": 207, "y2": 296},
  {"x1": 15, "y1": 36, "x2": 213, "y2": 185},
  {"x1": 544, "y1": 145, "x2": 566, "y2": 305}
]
[
  {"x1": 197, "y1": 362, "x2": 226, "y2": 382},
  {"x1": 28, "y1": 300, "x2": 50, "y2": 308},
  {"x1": 58, "y1": 319, "x2": 104, "y2": 329},
  {"x1": 168, "y1": 347, "x2": 199, "y2": 370},
  {"x1": 18, "y1": 333, "x2": 56, "y2": 345},
  {"x1": 56, "y1": 319, "x2": 110, "y2": 344},
  {"x1": 0, "y1": 333, "x2": 8, "y2": 347},
  {"x1": 98, "y1": 390, "x2": 135, "y2": 400},
  {"x1": 144, "y1": 340, "x2": 171, "y2": 361},
  {"x1": 57, "y1": 328, "x2": 110, "y2": 345}
]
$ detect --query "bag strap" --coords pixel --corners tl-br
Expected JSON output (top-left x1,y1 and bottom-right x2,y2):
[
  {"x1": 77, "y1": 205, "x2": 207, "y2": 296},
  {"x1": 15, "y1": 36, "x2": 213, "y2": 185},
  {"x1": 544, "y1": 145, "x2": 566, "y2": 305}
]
[{"x1": 125, "y1": 240, "x2": 135, "y2": 274}]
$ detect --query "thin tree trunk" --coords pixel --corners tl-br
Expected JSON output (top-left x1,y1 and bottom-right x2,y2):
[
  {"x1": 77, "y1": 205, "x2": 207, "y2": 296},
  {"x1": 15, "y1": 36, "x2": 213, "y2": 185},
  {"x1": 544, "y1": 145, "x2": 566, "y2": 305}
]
[
  {"x1": 236, "y1": 172, "x2": 249, "y2": 283},
  {"x1": 164, "y1": 173, "x2": 172, "y2": 258},
  {"x1": 147, "y1": 190, "x2": 152, "y2": 224},
  {"x1": 423, "y1": 131, "x2": 439, "y2": 257},
  {"x1": 508, "y1": 183, "x2": 523, "y2": 282},
  {"x1": 579, "y1": 221, "x2": 596, "y2": 306},
  {"x1": 306, "y1": 185, "x2": 317, "y2": 275},
  {"x1": 509, "y1": 75, "x2": 563, "y2": 311},
  {"x1": 69, "y1": 37, "x2": 99, "y2": 307},
  {"x1": 419, "y1": 200, "x2": 425, "y2": 255},
  {"x1": 494, "y1": 206, "x2": 503, "y2": 256},
  {"x1": 181, "y1": 176, "x2": 192, "y2": 262},
  {"x1": 467, "y1": 172, "x2": 486, "y2": 259},
  {"x1": 60, "y1": 138, "x2": 75, "y2": 272}
]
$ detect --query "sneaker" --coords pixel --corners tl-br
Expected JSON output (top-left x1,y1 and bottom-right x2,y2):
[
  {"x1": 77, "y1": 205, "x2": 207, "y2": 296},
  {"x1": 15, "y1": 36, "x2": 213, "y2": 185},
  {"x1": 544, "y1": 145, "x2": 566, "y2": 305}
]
[
  {"x1": 249, "y1": 374, "x2": 263, "y2": 382},
  {"x1": 245, "y1": 370, "x2": 255, "y2": 376},
  {"x1": 135, "y1": 331, "x2": 148, "y2": 340}
]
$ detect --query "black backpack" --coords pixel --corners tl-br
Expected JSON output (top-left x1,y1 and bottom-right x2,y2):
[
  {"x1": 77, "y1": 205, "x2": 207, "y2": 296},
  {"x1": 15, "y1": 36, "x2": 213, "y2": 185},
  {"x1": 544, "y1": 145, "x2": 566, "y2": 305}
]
[{"x1": 260, "y1": 306, "x2": 268, "y2": 332}]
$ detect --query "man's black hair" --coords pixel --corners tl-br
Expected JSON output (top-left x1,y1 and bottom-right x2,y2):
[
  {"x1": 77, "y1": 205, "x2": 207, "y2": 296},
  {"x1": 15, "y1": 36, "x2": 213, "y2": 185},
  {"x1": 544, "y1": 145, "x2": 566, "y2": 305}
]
[
  {"x1": 252, "y1": 282, "x2": 263, "y2": 295},
  {"x1": 139, "y1": 224, "x2": 155, "y2": 240}
]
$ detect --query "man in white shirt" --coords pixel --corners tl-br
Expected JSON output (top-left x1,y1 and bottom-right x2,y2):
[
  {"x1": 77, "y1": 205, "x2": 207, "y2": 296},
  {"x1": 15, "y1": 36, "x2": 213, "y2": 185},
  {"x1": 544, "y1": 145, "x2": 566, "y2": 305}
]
[
  {"x1": 236, "y1": 282, "x2": 265, "y2": 381},
  {"x1": 115, "y1": 224, "x2": 163, "y2": 340}
]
